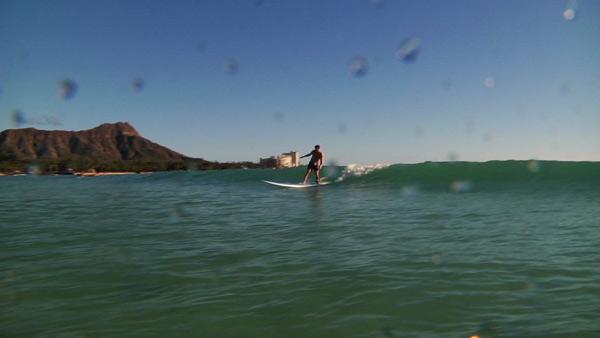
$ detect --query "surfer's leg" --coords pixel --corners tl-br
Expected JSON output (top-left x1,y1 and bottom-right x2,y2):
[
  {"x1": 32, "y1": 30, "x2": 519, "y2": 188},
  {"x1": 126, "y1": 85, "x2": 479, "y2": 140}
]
[
  {"x1": 316, "y1": 168, "x2": 321, "y2": 184},
  {"x1": 303, "y1": 168, "x2": 312, "y2": 184}
]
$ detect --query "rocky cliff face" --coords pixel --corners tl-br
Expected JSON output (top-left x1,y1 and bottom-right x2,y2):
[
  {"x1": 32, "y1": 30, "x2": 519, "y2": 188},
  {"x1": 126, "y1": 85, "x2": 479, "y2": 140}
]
[{"x1": 0, "y1": 122, "x2": 188, "y2": 161}]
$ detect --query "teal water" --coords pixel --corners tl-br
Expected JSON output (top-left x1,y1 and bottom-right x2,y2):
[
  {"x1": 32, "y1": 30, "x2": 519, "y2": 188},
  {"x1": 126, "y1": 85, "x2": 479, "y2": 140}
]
[{"x1": 2, "y1": 161, "x2": 600, "y2": 337}]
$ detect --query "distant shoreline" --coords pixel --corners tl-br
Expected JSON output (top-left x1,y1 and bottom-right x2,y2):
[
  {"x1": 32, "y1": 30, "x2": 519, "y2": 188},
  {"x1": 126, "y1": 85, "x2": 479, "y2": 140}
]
[
  {"x1": 0, "y1": 122, "x2": 276, "y2": 175},
  {"x1": 0, "y1": 159, "x2": 273, "y2": 176}
]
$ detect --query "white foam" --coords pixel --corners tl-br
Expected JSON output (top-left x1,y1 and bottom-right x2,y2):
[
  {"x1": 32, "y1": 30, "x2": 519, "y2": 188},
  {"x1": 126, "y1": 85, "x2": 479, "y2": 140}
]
[{"x1": 335, "y1": 163, "x2": 389, "y2": 182}]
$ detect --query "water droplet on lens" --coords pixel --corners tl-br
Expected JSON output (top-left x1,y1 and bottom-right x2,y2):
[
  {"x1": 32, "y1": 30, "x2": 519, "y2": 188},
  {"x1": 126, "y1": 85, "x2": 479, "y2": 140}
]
[
  {"x1": 476, "y1": 322, "x2": 498, "y2": 337},
  {"x1": 396, "y1": 37, "x2": 420, "y2": 63},
  {"x1": 185, "y1": 161, "x2": 198, "y2": 171},
  {"x1": 18, "y1": 49, "x2": 30, "y2": 62},
  {"x1": 370, "y1": 0, "x2": 384, "y2": 9},
  {"x1": 559, "y1": 84, "x2": 570, "y2": 95},
  {"x1": 174, "y1": 205, "x2": 187, "y2": 219},
  {"x1": 29, "y1": 116, "x2": 62, "y2": 126},
  {"x1": 482, "y1": 132, "x2": 493, "y2": 142},
  {"x1": 224, "y1": 59, "x2": 239, "y2": 75},
  {"x1": 414, "y1": 126, "x2": 424, "y2": 137},
  {"x1": 451, "y1": 180, "x2": 472, "y2": 193},
  {"x1": 380, "y1": 326, "x2": 395, "y2": 338},
  {"x1": 11, "y1": 110, "x2": 27, "y2": 127},
  {"x1": 527, "y1": 160, "x2": 541, "y2": 173},
  {"x1": 563, "y1": 8, "x2": 575, "y2": 21},
  {"x1": 465, "y1": 116, "x2": 475, "y2": 133},
  {"x1": 132, "y1": 78, "x2": 145, "y2": 92},
  {"x1": 349, "y1": 56, "x2": 368, "y2": 77},
  {"x1": 47, "y1": 116, "x2": 61, "y2": 126},
  {"x1": 402, "y1": 185, "x2": 418, "y2": 198},
  {"x1": 483, "y1": 76, "x2": 496, "y2": 89},
  {"x1": 523, "y1": 281, "x2": 534, "y2": 290},
  {"x1": 448, "y1": 152, "x2": 459, "y2": 162},
  {"x1": 273, "y1": 111, "x2": 285, "y2": 123},
  {"x1": 337, "y1": 122, "x2": 348, "y2": 134},
  {"x1": 325, "y1": 160, "x2": 340, "y2": 179},
  {"x1": 196, "y1": 41, "x2": 207, "y2": 52},
  {"x1": 27, "y1": 164, "x2": 41, "y2": 175},
  {"x1": 59, "y1": 79, "x2": 78, "y2": 100},
  {"x1": 441, "y1": 78, "x2": 452, "y2": 90}
]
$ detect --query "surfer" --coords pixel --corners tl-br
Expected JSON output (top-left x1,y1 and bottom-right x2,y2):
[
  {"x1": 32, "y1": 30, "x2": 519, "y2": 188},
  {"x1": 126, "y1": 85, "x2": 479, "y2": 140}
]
[{"x1": 301, "y1": 145, "x2": 324, "y2": 184}]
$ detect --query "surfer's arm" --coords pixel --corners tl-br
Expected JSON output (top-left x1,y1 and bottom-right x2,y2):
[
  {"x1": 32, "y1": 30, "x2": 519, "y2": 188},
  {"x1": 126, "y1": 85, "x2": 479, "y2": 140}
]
[{"x1": 300, "y1": 152, "x2": 312, "y2": 158}]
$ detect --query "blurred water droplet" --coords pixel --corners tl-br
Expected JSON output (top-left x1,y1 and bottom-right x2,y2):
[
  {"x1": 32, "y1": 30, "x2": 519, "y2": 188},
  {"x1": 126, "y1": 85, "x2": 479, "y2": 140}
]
[
  {"x1": 522, "y1": 281, "x2": 535, "y2": 290},
  {"x1": 28, "y1": 115, "x2": 62, "y2": 126},
  {"x1": 59, "y1": 79, "x2": 78, "y2": 100},
  {"x1": 476, "y1": 322, "x2": 498, "y2": 337},
  {"x1": 18, "y1": 49, "x2": 30, "y2": 62},
  {"x1": 414, "y1": 126, "x2": 424, "y2": 137},
  {"x1": 482, "y1": 132, "x2": 493, "y2": 143},
  {"x1": 11, "y1": 110, "x2": 27, "y2": 127},
  {"x1": 431, "y1": 253, "x2": 442, "y2": 264},
  {"x1": 224, "y1": 59, "x2": 239, "y2": 75},
  {"x1": 380, "y1": 326, "x2": 395, "y2": 338},
  {"x1": 185, "y1": 161, "x2": 198, "y2": 171},
  {"x1": 171, "y1": 205, "x2": 188, "y2": 222},
  {"x1": 132, "y1": 78, "x2": 145, "y2": 92},
  {"x1": 27, "y1": 164, "x2": 41, "y2": 175},
  {"x1": 483, "y1": 77, "x2": 496, "y2": 89},
  {"x1": 46, "y1": 116, "x2": 61, "y2": 126},
  {"x1": 451, "y1": 180, "x2": 472, "y2": 193},
  {"x1": 441, "y1": 78, "x2": 452, "y2": 90},
  {"x1": 349, "y1": 56, "x2": 369, "y2": 77},
  {"x1": 448, "y1": 152, "x2": 459, "y2": 162},
  {"x1": 465, "y1": 116, "x2": 475, "y2": 133},
  {"x1": 337, "y1": 122, "x2": 348, "y2": 134},
  {"x1": 402, "y1": 185, "x2": 418, "y2": 198},
  {"x1": 273, "y1": 111, "x2": 285, "y2": 123},
  {"x1": 370, "y1": 0, "x2": 384, "y2": 9},
  {"x1": 527, "y1": 160, "x2": 541, "y2": 173},
  {"x1": 559, "y1": 84, "x2": 570, "y2": 95},
  {"x1": 396, "y1": 37, "x2": 420, "y2": 63},
  {"x1": 325, "y1": 160, "x2": 340, "y2": 179},
  {"x1": 196, "y1": 41, "x2": 207, "y2": 52},
  {"x1": 563, "y1": 8, "x2": 576, "y2": 21}
]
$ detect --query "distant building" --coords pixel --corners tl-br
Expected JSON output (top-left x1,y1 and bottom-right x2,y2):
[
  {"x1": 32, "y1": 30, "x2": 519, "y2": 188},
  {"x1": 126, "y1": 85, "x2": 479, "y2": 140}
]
[
  {"x1": 277, "y1": 151, "x2": 299, "y2": 168},
  {"x1": 260, "y1": 151, "x2": 300, "y2": 168},
  {"x1": 259, "y1": 156, "x2": 277, "y2": 168}
]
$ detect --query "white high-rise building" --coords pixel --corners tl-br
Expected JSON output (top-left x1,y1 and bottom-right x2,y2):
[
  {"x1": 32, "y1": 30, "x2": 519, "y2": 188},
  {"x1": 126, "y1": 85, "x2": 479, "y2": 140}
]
[{"x1": 277, "y1": 151, "x2": 299, "y2": 168}]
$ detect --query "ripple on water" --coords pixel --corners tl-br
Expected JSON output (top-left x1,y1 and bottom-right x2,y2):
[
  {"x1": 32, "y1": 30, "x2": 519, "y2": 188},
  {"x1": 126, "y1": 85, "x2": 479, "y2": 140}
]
[{"x1": 2, "y1": 174, "x2": 600, "y2": 336}]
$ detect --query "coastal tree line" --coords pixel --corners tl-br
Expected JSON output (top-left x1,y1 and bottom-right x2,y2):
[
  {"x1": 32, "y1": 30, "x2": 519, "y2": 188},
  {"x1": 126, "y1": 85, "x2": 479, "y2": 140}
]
[{"x1": 0, "y1": 158, "x2": 271, "y2": 174}]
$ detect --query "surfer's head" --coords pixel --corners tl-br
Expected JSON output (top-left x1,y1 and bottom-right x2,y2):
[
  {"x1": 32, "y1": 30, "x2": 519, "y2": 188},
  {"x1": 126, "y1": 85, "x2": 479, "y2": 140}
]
[{"x1": 315, "y1": 145, "x2": 320, "y2": 149}]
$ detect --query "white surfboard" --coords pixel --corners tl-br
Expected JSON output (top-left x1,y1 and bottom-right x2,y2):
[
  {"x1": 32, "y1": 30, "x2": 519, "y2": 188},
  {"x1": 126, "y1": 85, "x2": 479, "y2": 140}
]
[{"x1": 263, "y1": 180, "x2": 330, "y2": 188}]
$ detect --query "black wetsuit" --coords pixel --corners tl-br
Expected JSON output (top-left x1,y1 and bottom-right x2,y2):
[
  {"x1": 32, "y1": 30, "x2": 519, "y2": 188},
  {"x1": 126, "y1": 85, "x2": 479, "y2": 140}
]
[{"x1": 307, "y1": 150, "x2": 322, "y2": 170}]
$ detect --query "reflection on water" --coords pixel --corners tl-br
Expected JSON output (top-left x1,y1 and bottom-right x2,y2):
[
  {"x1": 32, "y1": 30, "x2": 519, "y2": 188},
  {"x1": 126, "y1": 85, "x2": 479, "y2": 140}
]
[{"x1": 304, "y1": 187, "x2": 323, "y2": 221}]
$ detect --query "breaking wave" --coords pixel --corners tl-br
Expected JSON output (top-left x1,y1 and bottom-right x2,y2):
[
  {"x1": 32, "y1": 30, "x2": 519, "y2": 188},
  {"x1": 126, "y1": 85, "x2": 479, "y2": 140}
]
[{"x1": 141, "y1": 160, "x2": 600, "y2": 192}]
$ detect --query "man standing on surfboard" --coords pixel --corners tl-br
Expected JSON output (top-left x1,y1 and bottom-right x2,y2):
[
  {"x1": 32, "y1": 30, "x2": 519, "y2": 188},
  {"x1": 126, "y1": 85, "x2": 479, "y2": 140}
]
[{"x1": 301, "y1": 145, "x2": 324, "y2": 184}]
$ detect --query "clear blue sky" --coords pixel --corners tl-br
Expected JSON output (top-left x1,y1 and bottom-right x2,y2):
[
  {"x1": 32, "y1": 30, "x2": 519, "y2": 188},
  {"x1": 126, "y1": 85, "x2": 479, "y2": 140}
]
[{"x1": 1, "y1": 0, "x2": 599, "y2": 164}]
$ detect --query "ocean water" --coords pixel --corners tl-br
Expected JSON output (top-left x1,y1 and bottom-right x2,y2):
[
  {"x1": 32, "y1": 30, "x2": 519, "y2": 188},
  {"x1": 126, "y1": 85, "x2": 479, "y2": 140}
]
[{"x1": 2, "y1": 161, "x2": 600, "y2": 337}]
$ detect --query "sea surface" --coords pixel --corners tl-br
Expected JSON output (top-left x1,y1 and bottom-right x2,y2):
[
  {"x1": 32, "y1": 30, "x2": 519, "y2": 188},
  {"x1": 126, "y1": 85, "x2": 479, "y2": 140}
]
[{"x1": 2, "y1": 161, "x2": 600, "y2": 337}]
